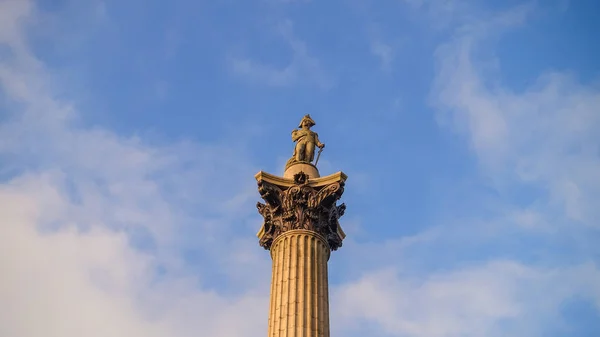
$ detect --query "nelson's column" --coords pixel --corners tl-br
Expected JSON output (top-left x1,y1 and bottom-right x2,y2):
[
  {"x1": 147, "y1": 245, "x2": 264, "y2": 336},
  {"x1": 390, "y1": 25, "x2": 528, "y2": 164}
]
[{"x1": 255, "y1": 115, "x2": 347, "y2": 337}]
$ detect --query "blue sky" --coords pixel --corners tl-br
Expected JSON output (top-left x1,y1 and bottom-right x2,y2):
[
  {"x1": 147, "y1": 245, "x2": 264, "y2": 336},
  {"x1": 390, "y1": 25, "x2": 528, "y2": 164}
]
[{"x1": 1, "y1": 0, "x2": 599, "y2": 336}]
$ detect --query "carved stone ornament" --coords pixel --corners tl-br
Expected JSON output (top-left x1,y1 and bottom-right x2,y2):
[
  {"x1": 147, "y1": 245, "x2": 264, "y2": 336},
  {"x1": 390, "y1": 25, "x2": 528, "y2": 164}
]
[{"x1": 256, "y1": 171, "x2": 346, "y2": 251}]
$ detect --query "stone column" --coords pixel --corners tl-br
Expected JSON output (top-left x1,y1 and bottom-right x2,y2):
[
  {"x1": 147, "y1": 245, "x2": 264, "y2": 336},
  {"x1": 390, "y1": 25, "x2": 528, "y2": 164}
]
[
  {"x1": 255, "y1": 170, "x2": 347, "y2": 337},
  {"x1": 268, "y1": 230, "x2": 330, "y2": 337}
]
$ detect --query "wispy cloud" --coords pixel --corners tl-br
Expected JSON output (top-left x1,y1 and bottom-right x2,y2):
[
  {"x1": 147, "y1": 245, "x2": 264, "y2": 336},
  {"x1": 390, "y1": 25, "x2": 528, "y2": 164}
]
[
  {"x1": 370, "y1": 40, "x2": 394, "y2": 72},
  {"x1": 333, "y1": 260, "x2": 600, "y2": 337},
  {"x1": 432, "y1": 3, "x2": 600, "y2": 227},
  {"x1": 0, "y1": 2, "x2": 269, "y2": 336},
  {"x1": 228, "y1": 19, "x2": 333, "y2": 89},
  {"x1": 2, "y1": 1, "x2": 598, "y2": 336},
  {"x1": 328, "y1": 2, "x2": 600, "y2": 336}
]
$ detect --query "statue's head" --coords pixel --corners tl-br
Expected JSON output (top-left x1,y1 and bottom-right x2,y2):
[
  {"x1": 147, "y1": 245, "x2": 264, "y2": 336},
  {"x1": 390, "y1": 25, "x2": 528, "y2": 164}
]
[{"x1": 298, "y1": 114, "x2": 316, "y2": 128}]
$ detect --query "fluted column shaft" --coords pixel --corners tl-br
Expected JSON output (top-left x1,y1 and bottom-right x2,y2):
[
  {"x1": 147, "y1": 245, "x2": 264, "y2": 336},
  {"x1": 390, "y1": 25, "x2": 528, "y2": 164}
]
[{"x1": 268, "y1": 229, "x2": 330, "y2": 337}]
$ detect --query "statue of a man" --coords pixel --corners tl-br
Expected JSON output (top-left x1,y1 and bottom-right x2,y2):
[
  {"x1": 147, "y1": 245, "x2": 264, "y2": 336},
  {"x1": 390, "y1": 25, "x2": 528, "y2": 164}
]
[{"x1": 286, "y1": 115, "x2": 325, "y2": 169}]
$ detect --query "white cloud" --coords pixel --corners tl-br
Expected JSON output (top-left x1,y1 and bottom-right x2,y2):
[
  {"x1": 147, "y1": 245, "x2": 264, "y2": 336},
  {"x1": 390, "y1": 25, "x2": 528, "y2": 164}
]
[
  {"x1": 0, "y1": 178, "x2": 268, "y2": 336},
  {"x1": 0, "y1": 176, "x2": 162, "y2": 337},
  {"x1": 329, "y1": 3, "x2": 600, "y2": 336},
  {"x1": 0, "y1": 0, "x2": 32, "y2": 49},
  {"x1": 432, "y1": 4, "x2": 600, "y2": 227},
  {"x1": 2, "y1": 2, "x2": 598, "y2": 337},
  {"x1": 333, "y1": 260, "x2": 600, "y2": 337},
  {"x1": 0, "y1": 2, "x2": 269, "y2": 336}
]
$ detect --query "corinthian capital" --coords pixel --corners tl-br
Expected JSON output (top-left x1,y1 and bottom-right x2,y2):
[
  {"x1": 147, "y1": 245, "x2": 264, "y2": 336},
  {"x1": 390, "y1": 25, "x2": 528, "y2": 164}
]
[{"x1": 255, "y1": 171, "x2": 347, "y2": 251}]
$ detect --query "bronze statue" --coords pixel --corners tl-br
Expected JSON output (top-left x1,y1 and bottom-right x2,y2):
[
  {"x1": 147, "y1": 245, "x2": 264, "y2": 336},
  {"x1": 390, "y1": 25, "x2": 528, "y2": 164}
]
[{"x1": 285, "y1": 114, "x2": 325, "y2": 169}]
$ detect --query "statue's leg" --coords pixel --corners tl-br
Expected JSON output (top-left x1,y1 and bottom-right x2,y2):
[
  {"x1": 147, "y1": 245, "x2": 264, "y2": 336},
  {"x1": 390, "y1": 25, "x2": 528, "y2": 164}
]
[
  {"x1": 306, "y1": 142, "x2": 315, "y2": 162},
  {"x1": 296, "y1": 143, "x2": 305, "y2": 162}
]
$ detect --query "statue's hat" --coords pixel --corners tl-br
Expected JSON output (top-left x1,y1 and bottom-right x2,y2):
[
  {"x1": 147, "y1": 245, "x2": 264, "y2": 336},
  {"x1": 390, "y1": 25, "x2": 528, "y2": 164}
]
[{"x1": 298, "y1": 114, "x2": 316, "y2": 128}]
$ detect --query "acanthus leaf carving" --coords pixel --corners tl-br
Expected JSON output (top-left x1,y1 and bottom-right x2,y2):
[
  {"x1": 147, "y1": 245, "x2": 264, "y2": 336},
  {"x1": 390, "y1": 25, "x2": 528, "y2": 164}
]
[{"x1": 257, "y1": 171, "x2": 346, "y2": 251}]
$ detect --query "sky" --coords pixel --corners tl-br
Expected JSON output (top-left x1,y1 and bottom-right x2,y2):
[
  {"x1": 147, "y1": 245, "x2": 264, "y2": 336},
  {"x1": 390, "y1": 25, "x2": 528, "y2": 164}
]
[{"x1": 0, "y1": 0, "x2": 599, "y2": 336}]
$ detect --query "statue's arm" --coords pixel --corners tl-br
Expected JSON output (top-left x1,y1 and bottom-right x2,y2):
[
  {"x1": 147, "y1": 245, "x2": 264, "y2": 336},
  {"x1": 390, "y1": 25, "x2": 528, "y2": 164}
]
[
  {"x1": 292, "y1": 129, "x2": 307, "y2": 142},
  {"x1": 291, "y1": 129, "x2": 301, "y2": 142},
  {"x1": 315, "y1": 133, "x2": 325, "y2": 148}
]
